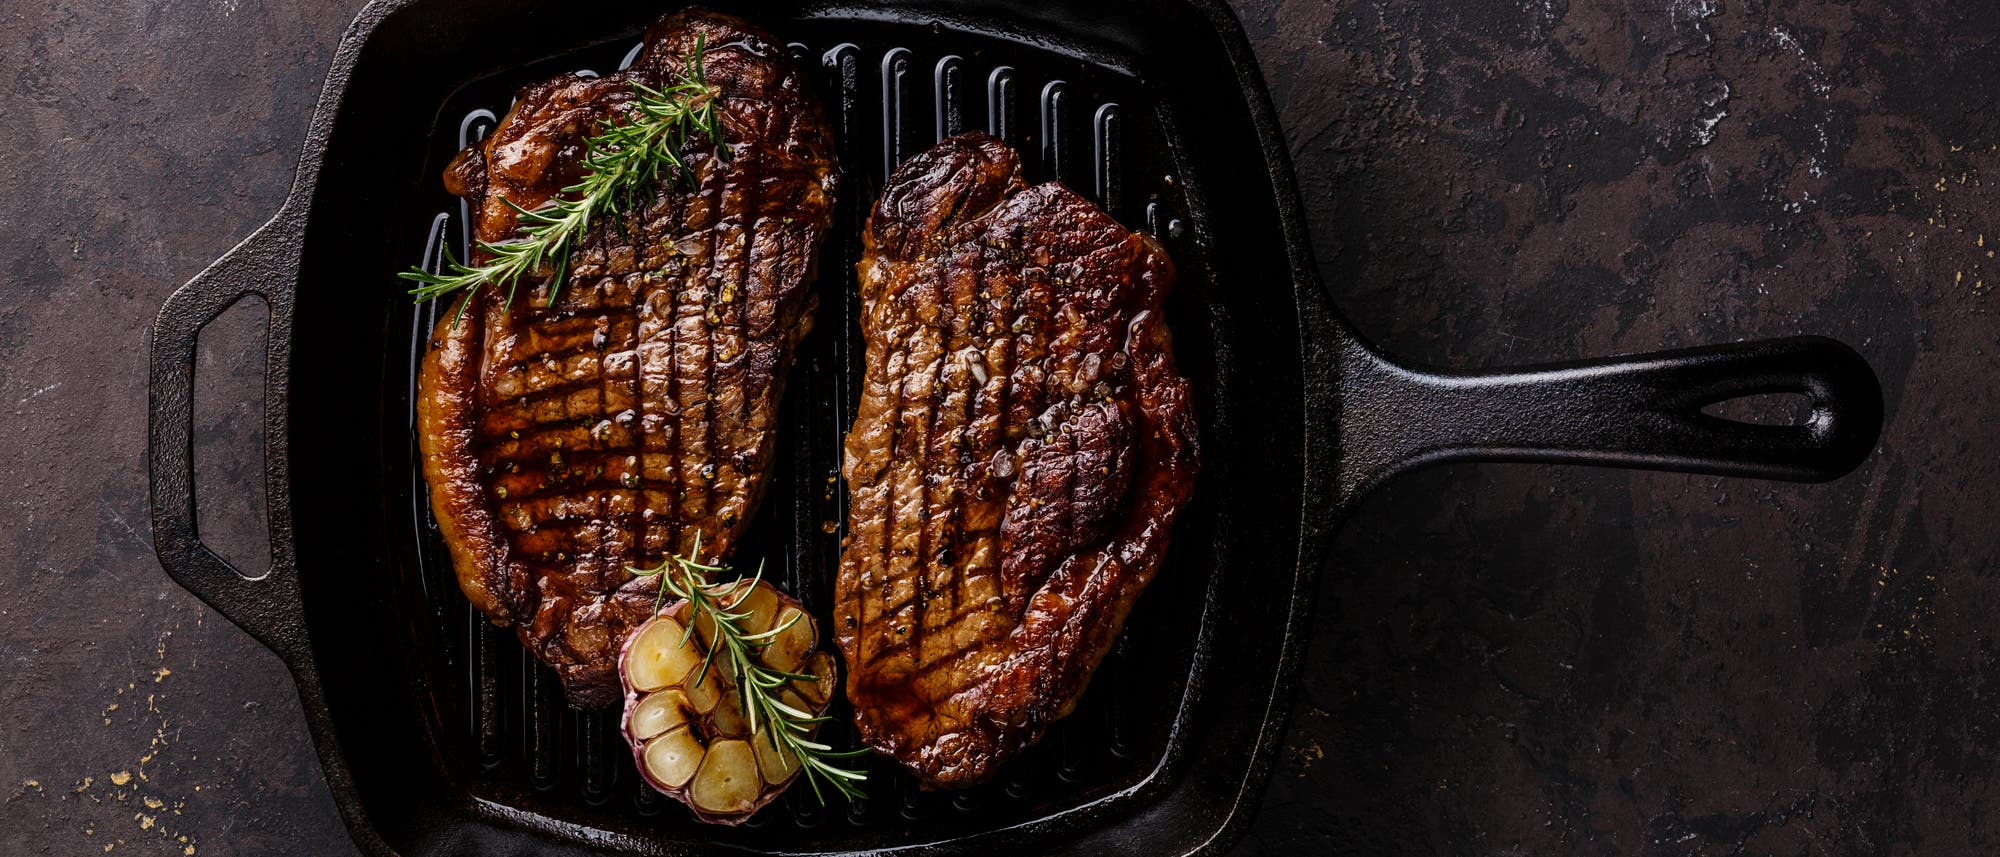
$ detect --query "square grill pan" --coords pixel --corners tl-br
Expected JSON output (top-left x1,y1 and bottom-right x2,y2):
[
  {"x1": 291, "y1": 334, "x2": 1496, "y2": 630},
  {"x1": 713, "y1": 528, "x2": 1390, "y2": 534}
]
[
  {"x1": 146, "y1": 0, "x2": 1881, "y2": 854},
  {"x1": 153, "y1": 1, "x2": 1319, "y2": 855},
  {"x1": 395, "y1": 12, "x2": 1224, "y2": 853}
]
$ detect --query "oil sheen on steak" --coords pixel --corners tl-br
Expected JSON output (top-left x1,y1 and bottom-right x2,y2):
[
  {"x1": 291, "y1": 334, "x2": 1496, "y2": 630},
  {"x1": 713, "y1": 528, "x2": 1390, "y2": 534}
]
[
  {"x1": 837, "y1": 133, "x2": 1200, "y2": 787},
  {"x1": 417, "y1": 9, "x2": 836, "y2": 709}
]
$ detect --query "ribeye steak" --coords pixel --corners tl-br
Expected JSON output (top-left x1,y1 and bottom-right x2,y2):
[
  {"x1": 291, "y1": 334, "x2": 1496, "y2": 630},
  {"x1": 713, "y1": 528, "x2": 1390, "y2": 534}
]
[
  {"x1": 836, "y1": 132, "x2": 1200, "y2": 787},
  {"x1": 417, "y1": 8, "x2": 836, "y2": 709}
]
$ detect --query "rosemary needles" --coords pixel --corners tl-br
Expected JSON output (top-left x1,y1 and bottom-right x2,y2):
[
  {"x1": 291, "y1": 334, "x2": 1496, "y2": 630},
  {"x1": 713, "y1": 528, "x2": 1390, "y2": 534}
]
[{"x1": 399, "y1": 39, "x2": 725, "y2": 313}]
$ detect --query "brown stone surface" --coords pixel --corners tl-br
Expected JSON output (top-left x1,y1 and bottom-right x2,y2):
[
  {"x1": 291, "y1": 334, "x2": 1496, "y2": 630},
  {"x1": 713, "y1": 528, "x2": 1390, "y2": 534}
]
[
  {"x1": 1233, "y1": 1, "x2": 2000, "y2": 854},
  {"x1": 0, "y1": 1, "x2": 1992, "y2": 854}
]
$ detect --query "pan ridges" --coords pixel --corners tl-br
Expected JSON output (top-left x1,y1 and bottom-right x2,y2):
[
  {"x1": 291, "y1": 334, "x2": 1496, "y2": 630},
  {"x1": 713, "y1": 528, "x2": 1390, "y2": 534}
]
[
  {"x1": 836, "y1": 132, "x2": 1199, "y2": 788},
  {"x1": 417, "y1": 8, "x2": 836, "y2": 709}
]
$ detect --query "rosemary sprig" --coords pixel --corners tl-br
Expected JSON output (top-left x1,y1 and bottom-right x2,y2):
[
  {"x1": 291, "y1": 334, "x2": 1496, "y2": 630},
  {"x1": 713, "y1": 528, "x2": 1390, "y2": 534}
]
[
  {"x1": 630, "y1": 539, "x2": 870, "y2": 804},
  {"x1": 399, "y1": 38, "x2": 725, "y2": 315}
]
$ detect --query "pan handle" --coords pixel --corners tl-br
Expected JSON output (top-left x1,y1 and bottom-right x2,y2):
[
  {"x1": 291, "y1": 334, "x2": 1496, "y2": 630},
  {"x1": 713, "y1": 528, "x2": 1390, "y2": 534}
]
[
  {"x1": 1334, "y1": 335, "x2": 1883, "y2": 505},
  {"x1": 148, "y1": 209, "x2": 306, "y2": 666}
]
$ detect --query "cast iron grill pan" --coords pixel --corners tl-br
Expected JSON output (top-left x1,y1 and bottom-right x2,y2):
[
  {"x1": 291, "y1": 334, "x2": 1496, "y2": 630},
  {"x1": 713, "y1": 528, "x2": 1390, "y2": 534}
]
[
  {"x1": 146, "y1": 1, "x2": 1882, "y2": 855},
  {"x1": 393, "y1": 17, "x2": 1220, "y2": 852}
]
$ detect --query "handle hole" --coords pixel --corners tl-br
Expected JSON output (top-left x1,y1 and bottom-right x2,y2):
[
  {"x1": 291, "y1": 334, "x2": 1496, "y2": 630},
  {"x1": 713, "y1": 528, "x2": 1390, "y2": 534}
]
[
  {"x1": 1700, "y1": 392, "x2": 1813, "y2": 427},
  {"x1": 193, "y1": 294, "x2": 272, "y2": 581}
]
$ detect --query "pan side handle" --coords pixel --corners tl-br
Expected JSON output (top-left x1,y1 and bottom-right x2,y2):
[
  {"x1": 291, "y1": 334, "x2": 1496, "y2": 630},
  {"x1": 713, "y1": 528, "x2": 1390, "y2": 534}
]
[
  {"x1": 1333, "y1": 335, "x2": 1883, "y2": 506},
  {"x1": 148, "y1": 209, "x2": 306, "y2": 667}
]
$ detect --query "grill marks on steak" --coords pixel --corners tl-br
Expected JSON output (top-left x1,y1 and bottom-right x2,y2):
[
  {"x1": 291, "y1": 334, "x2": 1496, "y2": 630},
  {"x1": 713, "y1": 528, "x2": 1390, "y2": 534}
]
[
  {"x1": 836, "y1": 133, "x2": 1200, "y2": 787},
  {"x1": 417, "y1": 9, "x2": 835, "y2": 709}
]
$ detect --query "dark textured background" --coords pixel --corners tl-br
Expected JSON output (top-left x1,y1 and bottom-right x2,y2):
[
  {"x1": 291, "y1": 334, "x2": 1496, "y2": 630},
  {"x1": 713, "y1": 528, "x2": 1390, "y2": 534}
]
[{"x1": 2, "y1": 1, "x2": 1994, "y2": 854}]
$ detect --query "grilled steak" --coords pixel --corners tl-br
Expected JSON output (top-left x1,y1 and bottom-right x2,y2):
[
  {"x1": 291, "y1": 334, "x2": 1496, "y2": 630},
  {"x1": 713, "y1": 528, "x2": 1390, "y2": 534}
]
[
  {"x1": 836, "y1": 133, "x2": 1200, "y2": 787},
  {"x1": 417, "y1": 9, "x2": 836, "y2": 709}
]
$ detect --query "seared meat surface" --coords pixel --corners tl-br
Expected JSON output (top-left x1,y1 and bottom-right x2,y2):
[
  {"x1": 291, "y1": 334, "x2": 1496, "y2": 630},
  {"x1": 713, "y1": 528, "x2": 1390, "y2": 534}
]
[
  {"x1": 417, "y1": 9, "x2": 836, "y2": 709},
  {"x1": 836, "y1": 133, "x2": 1200, "y2": 787}
]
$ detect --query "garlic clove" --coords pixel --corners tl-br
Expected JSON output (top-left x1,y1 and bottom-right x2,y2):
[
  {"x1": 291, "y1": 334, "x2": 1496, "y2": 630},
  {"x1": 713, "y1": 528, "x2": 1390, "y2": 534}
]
[
  {"x1": 793, "y1": 651, "x2": 837, "y2": 707},
  {"x1": 710, "y1": 686, "x2": 749, "y2": 737},
  {"x1": 625, "y1": 617, "x2": 700, "y2": 692},
  {"x1": 628, "y1": 689, "x2": 689, "y2": 742},
  {"x1": 689, "y1": 739, "x2": 760, "y2": 815},
  {"x1": 643, "y1": 727, "x2": 705, "y2": 790},
  {"x1": 752, "y1": 728, "x2": 801, "y2": 784},
  {"x1": 682, "y1": 662, "x2": 722, "y2": 713},
  {"x1": 764, "y1": 606, "x2": 815, "y2": 672}
]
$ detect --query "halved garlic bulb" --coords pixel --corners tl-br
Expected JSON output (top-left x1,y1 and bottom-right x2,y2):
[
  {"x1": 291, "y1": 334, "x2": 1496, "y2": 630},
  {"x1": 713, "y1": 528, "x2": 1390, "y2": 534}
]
[{"x1": 619, "y1": 579, "x2": 839, "y2": 824}]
